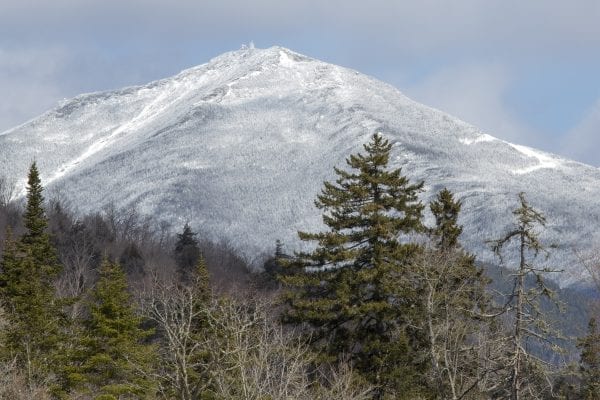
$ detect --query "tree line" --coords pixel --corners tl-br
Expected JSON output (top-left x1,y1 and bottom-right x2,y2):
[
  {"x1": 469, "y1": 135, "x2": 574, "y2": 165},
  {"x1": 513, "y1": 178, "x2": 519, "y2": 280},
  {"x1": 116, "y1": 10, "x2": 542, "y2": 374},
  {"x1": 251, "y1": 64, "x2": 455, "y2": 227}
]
[{"x1": 0, "y1": 133, "x2": 599, "y2": 399}]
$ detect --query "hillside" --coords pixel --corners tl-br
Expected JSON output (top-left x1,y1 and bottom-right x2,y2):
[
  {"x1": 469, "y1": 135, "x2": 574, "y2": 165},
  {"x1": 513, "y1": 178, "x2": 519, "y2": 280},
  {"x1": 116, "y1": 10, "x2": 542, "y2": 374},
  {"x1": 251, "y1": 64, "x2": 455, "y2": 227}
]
[{"x1": 1, "y1": 46, "x2": 599, "y2": 286}]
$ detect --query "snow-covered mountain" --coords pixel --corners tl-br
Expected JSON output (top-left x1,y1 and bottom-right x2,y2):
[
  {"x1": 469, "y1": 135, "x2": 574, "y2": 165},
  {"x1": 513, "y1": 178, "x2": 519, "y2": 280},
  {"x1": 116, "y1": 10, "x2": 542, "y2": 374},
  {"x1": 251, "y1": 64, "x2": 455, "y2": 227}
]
[{"x1": 1, "y1": 46, "x2": 598, "y2": 286}]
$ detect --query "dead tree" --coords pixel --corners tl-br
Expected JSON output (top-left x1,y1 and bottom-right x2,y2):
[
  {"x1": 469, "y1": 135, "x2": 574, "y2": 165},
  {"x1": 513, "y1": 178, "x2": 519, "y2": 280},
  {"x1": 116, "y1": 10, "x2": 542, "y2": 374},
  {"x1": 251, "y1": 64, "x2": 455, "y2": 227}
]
[{"x1": 488, "y1": 192, "x2": 563, "y2": 400}]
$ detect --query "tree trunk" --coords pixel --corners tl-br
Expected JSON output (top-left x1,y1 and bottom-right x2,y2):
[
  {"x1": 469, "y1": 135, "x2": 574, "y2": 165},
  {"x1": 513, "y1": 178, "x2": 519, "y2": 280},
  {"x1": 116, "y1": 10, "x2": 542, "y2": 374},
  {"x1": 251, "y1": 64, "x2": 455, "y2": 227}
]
[{"x1": 511, "y1": 231, "x2": 526, "y2": 400}]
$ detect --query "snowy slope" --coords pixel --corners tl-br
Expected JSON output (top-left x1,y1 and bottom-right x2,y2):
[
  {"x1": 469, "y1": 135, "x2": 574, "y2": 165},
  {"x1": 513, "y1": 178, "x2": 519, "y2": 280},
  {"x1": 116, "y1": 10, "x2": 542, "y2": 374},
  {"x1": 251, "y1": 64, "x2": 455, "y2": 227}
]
[{"x1": 1, "y1": 46, "x2": 598, "y2": 286}]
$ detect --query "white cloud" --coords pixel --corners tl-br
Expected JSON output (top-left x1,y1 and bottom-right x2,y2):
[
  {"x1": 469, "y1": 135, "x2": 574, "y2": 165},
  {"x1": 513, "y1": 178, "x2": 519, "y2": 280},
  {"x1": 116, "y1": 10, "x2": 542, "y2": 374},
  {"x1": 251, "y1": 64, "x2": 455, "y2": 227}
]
[{"x1": 404, "y1": 64, "x2": 546, "y2": 148}]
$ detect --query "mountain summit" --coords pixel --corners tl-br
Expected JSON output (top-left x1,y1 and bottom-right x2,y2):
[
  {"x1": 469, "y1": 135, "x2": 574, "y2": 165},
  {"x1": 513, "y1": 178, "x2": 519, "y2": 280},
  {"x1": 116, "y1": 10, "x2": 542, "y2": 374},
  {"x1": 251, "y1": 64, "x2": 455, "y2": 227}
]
[{"x1": 1, "y1": 46, "x2": 598, "y2": 285}]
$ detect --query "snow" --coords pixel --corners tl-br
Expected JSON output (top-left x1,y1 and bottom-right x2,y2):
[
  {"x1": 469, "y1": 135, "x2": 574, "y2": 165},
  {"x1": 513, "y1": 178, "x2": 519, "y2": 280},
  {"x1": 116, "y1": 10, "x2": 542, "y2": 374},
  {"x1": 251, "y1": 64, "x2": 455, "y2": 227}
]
[
  {"x1": 459, "y1": 134, "x2": 496, "y2": 145},
  {"x1": 1, "y1": 45, "x2": 599, "y2": 287},
  {"x1": 508, "y1": 143, "x2": 563, "y2": 175},
  {"x1": 45, "y1": 83, "x2": 183, "y2": 185},
  {"x1": 278, "y1": 50, "x2": 296, "y2": 68}
]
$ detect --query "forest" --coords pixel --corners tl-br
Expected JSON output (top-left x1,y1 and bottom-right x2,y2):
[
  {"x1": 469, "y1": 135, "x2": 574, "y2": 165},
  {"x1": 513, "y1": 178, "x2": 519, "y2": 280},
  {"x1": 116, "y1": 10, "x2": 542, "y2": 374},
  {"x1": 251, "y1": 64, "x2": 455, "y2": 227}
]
[{"x1": 0, "y1": 133, "x2": 599, "y2": 400}]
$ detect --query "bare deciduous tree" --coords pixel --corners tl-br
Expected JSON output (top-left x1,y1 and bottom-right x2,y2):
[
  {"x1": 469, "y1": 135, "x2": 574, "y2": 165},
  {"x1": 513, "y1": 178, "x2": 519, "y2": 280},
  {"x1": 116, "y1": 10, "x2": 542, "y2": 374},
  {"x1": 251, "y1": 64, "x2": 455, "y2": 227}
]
[
  {"x1": 54, "y1": 222, "x2": 97, "y2": 319},
  {"x1": 141, "y1": 275, "x2": 373, "y2": 400},
  {"x1": 140, "y1": 273, "x2": 210, "y2": 400},
  {"x1": 0, "y1": 175, "x2": 15, "y2": 208},
  {"x1": 205, "y1": 295, "x2": 373, "y2": 400},
  {"x1": 413, "y1": 249, "x2": 489, "y2": 400},
  {"x1": 0, "y1": 358, "x2": 52, "y2": 400}
]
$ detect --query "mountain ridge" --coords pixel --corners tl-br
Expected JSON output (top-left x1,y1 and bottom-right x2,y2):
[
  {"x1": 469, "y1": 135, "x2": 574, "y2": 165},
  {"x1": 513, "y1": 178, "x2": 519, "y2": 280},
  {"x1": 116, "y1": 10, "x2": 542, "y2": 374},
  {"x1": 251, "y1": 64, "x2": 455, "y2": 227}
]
[{"x1": 1, "y1": 46, "x2": 598, "y2": 286}]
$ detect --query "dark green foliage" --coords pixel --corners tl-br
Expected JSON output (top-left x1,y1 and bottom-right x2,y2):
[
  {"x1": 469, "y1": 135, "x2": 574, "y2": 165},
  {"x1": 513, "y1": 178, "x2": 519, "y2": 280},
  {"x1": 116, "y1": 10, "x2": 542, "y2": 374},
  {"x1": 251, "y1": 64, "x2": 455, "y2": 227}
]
[
  {"x1": 421, "y1": 188, "x2": 490, "y2": 399},
  {"x1": 429, "y1": 188, "x2": 463, "y2": 251},
  {"x1": 281, "y1": 133, "x2": 429, "y2": 398},
  {"x1": 194, "y1": 253, "x2": 210, "y2": 306},
  {"x1": 74, "y1": 259, "x2": 156, "y2": 398},
  {"x1": 0, "y1": 163, "x2": 64, "y2": 383},
  {"x1": 119, "y1": 242, "x2": 145, "y2": 276},
  {"x1": 182, "y1": 254, "x2": 212, "y2": 398},
  {"x1": 578, "y1": 318, "x2": 600, "y2": 399},
  {"x1": 0, "y1": 227, "x2": 18, "y2": 289},
  {"x1": 22, "y1": 163, "x2": 50, "y2": 239},
  {"x1": 174, "y1": 223, "x2": 201, "y2": 281},
  {"x1": 263, "y1": 240, "x2": 289, "y2": 282},
  {"x1": 21, "y1": 163, "x2": 61, "y2": 278},
  {"x1": 0, "y1": 152, "x2": 590, "y2": 399},
  {"x1": 430, "y1": 188, "x2": 488, "y2": 308}
]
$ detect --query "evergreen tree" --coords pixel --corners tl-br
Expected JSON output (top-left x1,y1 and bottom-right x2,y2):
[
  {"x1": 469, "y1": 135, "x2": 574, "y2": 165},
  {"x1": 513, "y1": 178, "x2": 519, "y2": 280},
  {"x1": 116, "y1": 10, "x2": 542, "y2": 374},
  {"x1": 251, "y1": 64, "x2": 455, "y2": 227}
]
[
  {"x1": 75, "y1": 259, "x2": 156, "y2": 398},
  {"x1": 429, "y1": 188, "x2": 463, "y2": 251},
  {"x1": 119, "y1": 242, "x2": 145, "y2": 276},
  {"x1": 193, "y1": 253, "x2": 210, "y2": 306},
  {"x1": 281, "y1": 133, "x2": 429, "y2": 398},
  {"x1": 264, "y1": 240, "x2": 288, "y2": 281},
  {"x1": 174, "y1": 223, "x2": 200, "y2": 281},
  {"x1": 421, "y1": 188, "x2": 489, "y2": 399},
  {"x1": 275, "y1": 239, "x2": 284, "y2": 259},
  {"x1": 577, "y1": 318, "x2": 600, "y2": 399},
  {"x1": 180, "y1": 254, "x2": 212, "y2": 398},
  {"x1": 0, "y1": 163, "x2": 64, "y2": 384},
  {"x1": 21, "y1": 162, "x2": 61, "y2": 277},
  {"x1": 428, "y1": 188, "x2": 487, "y2": 303}
]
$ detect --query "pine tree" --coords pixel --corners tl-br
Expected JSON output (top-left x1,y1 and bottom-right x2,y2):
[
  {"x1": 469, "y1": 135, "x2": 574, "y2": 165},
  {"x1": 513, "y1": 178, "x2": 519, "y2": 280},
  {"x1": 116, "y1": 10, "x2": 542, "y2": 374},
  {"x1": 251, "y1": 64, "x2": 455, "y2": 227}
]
[
  {"x1": 75, "y1": 259, "x2": 156, "y2": 398},
  {"x1": 281, "y1": 133, "x2": 429, "y2": 398},
  {"x1": 193, "y1": 253, "x2": 210, "y2": 306},
  {"x1": 429, "y1": 188, "x2": 487, "y2": 303},
  {"x1": 264, "y1": 240, "x2": 288, "y2": 281},
  {"x1": 0, "y1": 226, "x2": 17, "y2": 289},
  {"x1": 577, "y1": 318, "x2": 600, "y2": 399},
  {"x1": 429, "y1": 188, "x2": 463, "y2": 251},
  {"x1": 275, "y1": 239, "x2": 284, "y2": 259},
  {"x1": 181, "y1": 254, "x2": 212, "y2": 398},
  {"x1": 0, "y1": 163, "x2": 64, "y2": 384},
  {"x1": 420, "y1": 188, "x2": 489, "y2": 399},
  {"x1": 21, "y1": 162, "x2": 61, "y2": 277},
  {"x1": 174, "y1": 223, "x2": 200, "y2": 282}
]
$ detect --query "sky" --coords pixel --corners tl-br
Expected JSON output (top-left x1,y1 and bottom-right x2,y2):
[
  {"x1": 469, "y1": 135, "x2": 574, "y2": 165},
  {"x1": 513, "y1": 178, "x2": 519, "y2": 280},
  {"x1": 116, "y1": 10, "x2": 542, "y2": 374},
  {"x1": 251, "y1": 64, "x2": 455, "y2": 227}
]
[{"x1": 1, "y1": 1, "x2": 599, "y2": 165}]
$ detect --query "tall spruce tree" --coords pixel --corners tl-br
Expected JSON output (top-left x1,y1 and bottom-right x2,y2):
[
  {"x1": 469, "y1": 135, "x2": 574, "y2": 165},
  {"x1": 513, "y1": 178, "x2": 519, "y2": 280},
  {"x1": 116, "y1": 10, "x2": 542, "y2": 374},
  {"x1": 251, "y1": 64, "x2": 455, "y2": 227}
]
[
  {"x1": 577, "y1": 318, "x2": 600, "y2": 399},
  {"x1": 0, "y1": 163, "x2": 63, "y2": 384},
  {"x1": 21, "y1": 163, "x2": 61, "y2": 275},
  {"x1": 177, "y1": 254, "x2": 212, "y2": 399},
  {"x1": 74, "y1": 259, "x2": 156, "y2": 398},
  {"x1": 429, "y1": 188, "x2": 487, "y2": 302},
  {"x1": 281, "y1": 133, "x2": 429, "y2": 398},
  {"x1": 421, "y1": 188, "x2": 489, "y2": 399},
  {"x1": 174, "y1": 223, "x2": 201, "y2": 282},
  {"x1": 429, "y1": 188, "x2": 463, "y2": 251}
]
